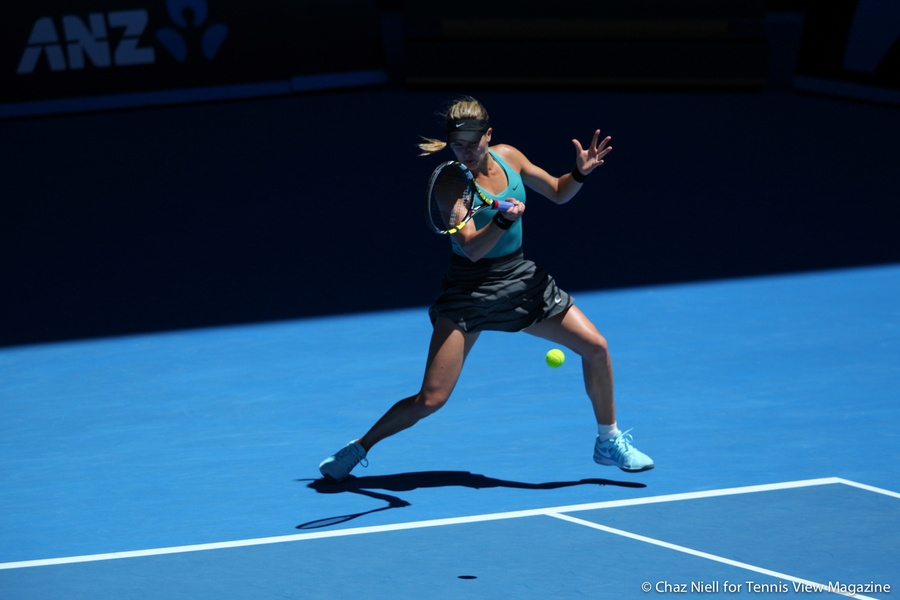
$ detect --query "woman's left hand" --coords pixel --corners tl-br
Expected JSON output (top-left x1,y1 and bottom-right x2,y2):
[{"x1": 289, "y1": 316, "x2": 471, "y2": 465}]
[{"x1": 572, "y1": 129, "x2": 612, "y2": 177}]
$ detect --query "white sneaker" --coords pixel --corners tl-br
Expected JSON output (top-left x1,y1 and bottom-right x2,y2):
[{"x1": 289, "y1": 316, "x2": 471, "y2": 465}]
[
  {"x1": 318, "y1": 441, "x2": 368, "y2": 482},
  {"x1": 593, "y1": 430, "x2": 654, "y2": 472}
]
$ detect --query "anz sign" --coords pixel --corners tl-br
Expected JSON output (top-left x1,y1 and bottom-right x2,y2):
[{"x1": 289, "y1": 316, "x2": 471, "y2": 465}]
[
  {"x1": 2, "y1": 0, "x2": 385, "y2": 118},
  {"x1": 17, "y1": 0, "x2": 228, "y2": 75}
]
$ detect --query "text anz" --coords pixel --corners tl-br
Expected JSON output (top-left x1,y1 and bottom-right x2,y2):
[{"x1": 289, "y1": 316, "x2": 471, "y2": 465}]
[{"x1": 18, "y1": 11, "x2": 155, "y2": 74}]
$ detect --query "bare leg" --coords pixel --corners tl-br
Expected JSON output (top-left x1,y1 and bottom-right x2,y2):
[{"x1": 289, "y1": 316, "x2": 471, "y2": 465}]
[
  {"x1": 358, "y1": 318, "x2": 479, "y2": 452},
  {"x1": 524, "y1": 306, "x2": 615, "y2": 425}
]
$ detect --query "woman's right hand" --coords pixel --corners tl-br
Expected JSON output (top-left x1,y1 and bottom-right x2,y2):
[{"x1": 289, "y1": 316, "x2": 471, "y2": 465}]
[{"x1": 501, "y1": 199, "x2": 525, "y2": 221}]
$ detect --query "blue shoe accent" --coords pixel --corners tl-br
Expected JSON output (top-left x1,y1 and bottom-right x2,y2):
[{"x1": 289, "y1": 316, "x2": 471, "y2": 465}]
[
  {"x1": 319, "y1": 441, "x2": 368, "y2": 482},
  {"x1": 593, "y1": 429, "x2": 654, "y2": 473}
]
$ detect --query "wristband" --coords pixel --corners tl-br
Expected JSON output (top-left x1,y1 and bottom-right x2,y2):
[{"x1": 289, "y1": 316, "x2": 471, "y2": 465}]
[
  {"x1": 493, "y1": 212, "x2": 514, "y2": 230},
  {"x1": 571, "y1": 165, "x2": 588, "y2": 183}
]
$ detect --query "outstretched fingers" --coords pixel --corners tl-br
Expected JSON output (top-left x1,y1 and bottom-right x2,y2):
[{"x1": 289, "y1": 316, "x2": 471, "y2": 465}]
[{"x1": 572, "y1": 129, "x2": 612, "y2": 176}]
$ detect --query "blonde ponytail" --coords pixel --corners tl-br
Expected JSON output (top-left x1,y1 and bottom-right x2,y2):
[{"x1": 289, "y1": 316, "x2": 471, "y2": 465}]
[{"x1": 418, "y1": 137, "x2": 447, "y2": 156}]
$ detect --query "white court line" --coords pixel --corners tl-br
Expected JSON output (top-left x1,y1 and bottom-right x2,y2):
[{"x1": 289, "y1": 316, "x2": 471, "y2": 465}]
[
  {"x1": 547, "y1": 513, "x2": 877, "y2": 600},
  {"x1": 0, "y1": 477, "x2": 894, "y2": 571},
  {"x1": 832, "y1": 477, "x2": 900, "y2": 500}
]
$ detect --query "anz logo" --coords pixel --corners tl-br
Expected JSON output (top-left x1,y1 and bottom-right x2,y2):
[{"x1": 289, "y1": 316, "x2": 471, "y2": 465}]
[{"x1": 17, "y1": 0, "x2": 228, "y2": 75}]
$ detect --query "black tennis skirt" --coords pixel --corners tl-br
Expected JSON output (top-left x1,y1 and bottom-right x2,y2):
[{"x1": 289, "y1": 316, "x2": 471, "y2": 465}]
[{"x1": 428, "y1": 249, "x2": 573, "y2": 333}]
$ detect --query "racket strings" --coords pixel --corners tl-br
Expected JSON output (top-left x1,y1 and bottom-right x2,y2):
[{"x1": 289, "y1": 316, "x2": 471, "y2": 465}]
[{"x1": 429, "y1": 168, "x2": 472, "y2": 231}]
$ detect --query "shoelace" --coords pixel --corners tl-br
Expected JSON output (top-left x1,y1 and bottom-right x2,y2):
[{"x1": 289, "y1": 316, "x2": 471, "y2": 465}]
[
  {"x1": 334, "y1": 443, "x2": 369, "y2": 469},
  {"x1": 610, "y1": 429, "x2": 635, "y2": 455},
  {"x1": 353, "y1": 444, "x2": 369, "y2": 469}
]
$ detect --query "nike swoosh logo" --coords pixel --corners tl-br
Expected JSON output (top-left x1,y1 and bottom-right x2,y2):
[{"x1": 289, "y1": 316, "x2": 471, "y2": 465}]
[{"x1": 455, "y1": 123, "x2": 465, "y2": 128}]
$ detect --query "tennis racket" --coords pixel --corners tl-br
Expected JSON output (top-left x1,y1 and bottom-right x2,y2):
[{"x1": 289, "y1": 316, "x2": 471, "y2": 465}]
[{"x1": 425, "y1": 161, "x2": 514, "y2": 235}]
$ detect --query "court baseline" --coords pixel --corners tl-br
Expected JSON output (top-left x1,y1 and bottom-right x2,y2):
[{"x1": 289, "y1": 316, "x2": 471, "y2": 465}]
[{"x1": 3, "y1": 476, "x2": 895, "y2": 585}]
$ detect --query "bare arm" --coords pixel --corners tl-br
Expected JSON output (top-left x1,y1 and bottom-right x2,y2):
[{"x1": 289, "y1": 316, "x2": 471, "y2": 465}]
[
  {"x1": 495, "y1": 130, "x2": 611, "y2": 205},
  {"x1": 451, "y1": 199, "x2": 525, "y2": 262},
  {"x1": 451, "y1": 129, "x2": 610, "y2": 261}
]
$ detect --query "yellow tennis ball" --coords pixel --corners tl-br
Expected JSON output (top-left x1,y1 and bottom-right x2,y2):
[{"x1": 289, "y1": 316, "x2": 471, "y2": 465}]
[{"x1": 545, "y1": 349, "x2": 565, "y2": 368}]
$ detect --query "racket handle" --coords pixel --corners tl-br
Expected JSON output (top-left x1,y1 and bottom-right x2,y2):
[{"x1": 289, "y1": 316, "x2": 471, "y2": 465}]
[{"x1": 492, "y1": 200, "x2": 515, "y2": 212}]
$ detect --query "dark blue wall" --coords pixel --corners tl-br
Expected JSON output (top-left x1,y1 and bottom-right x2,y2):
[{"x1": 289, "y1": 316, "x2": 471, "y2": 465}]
[
  {"x1": 2, "y1": 2, "x2": 899, "y2": 347},
  {"x1": 3, "y1": 87, "x2": 898, "y2": 347}
]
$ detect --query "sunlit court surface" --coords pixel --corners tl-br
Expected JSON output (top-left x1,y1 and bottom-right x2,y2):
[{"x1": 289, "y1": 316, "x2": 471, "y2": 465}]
[
  {"x1": 3, "y1": 3, "x2": 900, "y2": 595},
  {"x1": 2, "y1": 264, "x2": 898, "y2": 599}
]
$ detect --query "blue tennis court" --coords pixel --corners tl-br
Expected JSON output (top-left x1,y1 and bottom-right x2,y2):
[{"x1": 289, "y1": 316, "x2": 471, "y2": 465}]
[{"x1": 2, "y1": 264, "x2": 898, "y2": 598}]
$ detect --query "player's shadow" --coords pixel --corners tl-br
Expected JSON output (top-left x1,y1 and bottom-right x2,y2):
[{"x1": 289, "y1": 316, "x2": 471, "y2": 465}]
[{"x1": 295, "y1": 471, "x2": 645, "y2": 530}]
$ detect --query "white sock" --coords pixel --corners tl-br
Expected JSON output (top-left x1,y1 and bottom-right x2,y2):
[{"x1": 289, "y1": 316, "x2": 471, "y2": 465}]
[{"x1": 597, "y1": 422, "x2": 620, "y2": 442}]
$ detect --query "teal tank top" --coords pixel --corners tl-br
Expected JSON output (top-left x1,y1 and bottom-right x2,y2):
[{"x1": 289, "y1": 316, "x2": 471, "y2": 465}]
[{"x1": 451, "y1": 150, "x2": 526, "y2": 259}]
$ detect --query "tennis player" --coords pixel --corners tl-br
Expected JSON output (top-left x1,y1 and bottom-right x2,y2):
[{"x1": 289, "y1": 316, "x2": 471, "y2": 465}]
[{"x1": 319, "y1": 96, "x2": 653, "y2": 482}]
